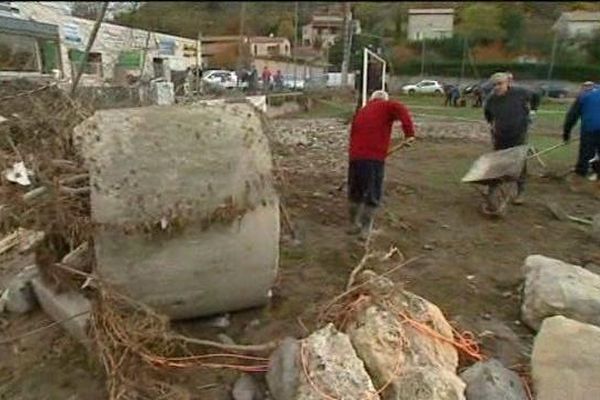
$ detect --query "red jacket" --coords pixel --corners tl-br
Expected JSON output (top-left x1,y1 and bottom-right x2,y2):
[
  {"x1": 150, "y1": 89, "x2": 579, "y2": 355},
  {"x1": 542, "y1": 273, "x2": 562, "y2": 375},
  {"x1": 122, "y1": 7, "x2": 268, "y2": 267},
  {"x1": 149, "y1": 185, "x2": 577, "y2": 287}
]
[{"x1": 349, "y1": 99, "x2": 415, "y2": 161}]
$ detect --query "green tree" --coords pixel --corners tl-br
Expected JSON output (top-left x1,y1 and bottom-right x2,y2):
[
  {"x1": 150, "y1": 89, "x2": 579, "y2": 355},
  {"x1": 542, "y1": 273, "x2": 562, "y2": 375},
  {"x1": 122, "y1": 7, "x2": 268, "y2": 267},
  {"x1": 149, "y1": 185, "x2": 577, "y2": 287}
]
[
  {"x1": 584, "y1": 29, "x2": 600, "y2": 63},
  {"x1": 328, "y1": 34, "x2": 381, "y2": 71},
  {"x1": 500, "y1": 8, "x2": 525, "y2": 52},
  {"x1": 457, "y1": 4, "x2": 504, "y2": 45},
  {"x1": 276, "y1": 19, "x2": 295, "y2": 41}
]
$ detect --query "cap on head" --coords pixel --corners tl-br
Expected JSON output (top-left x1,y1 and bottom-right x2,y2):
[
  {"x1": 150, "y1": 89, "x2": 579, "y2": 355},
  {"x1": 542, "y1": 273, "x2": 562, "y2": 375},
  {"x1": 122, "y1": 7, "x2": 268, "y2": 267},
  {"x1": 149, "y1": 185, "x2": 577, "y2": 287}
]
[
  {"x1": 490, "y1": 72, "x2": 509, "y2": 83},
  {"x1": 370, "y1": 90, "x2": 389, "y2": 101}
]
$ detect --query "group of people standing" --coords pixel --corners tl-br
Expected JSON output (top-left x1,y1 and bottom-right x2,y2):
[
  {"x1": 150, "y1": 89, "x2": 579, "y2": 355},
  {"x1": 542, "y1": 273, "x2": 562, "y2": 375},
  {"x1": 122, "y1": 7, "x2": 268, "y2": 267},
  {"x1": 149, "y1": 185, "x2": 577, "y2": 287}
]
[
  {"x1": 345, "y1": 70, "x2": 599, "y2": 241},
  {"x1": 239, "y1": 66, "x2": 285, "y2": 93}
]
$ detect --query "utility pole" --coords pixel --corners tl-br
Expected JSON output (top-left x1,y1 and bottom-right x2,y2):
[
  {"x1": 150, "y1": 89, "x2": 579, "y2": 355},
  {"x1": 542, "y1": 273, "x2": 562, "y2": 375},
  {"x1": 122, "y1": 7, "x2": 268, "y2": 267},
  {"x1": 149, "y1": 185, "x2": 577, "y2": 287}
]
[
  {"x1": 420, "y1": 37, "x2": 426, "y2": 77},
  {"x1": 293, "y1": 1, "x2": 298, "y2": 89},
  {"x1": 238, "y1": 2, "x2": 246, "y2": 83},
  {"x1": 196, "y1": 31, "x2": 202, "y2": 95},
  {"x1": 459, "y1": 36, "x2": 466, "y2": 85},
  {"x1": 341, "y1": 2, "x2": 352, "y2": 86}
]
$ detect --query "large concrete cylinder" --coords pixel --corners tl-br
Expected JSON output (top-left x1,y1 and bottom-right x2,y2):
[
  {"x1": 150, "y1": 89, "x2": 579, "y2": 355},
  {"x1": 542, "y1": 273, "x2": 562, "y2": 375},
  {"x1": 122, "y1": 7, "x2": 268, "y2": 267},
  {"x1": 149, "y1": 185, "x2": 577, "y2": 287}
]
[{"x1": 74, "y1": 103, "x2": 279, "y2": 319}]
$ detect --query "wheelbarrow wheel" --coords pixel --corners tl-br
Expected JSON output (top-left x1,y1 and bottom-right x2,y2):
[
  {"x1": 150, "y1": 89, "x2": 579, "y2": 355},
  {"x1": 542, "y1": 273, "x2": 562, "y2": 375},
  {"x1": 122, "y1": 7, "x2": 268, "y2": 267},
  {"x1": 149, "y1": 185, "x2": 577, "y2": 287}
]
[{"x1": 480, "y1": 181, "x2": 516, "y2": 218}]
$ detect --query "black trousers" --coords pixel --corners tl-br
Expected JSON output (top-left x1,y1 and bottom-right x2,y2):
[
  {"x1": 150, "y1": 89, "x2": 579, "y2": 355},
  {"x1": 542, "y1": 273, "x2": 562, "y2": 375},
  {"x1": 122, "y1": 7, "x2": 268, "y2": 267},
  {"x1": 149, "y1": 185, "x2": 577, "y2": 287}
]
[
  {"x1": 493, "y1": 133, "x2": 528, "y2": 193},
  {"x1": 348, "y1": 160, "x2": 385, "y2": 207},
  {"x1": 575, "y1": 132, "x2": 600, "y2": 177}
]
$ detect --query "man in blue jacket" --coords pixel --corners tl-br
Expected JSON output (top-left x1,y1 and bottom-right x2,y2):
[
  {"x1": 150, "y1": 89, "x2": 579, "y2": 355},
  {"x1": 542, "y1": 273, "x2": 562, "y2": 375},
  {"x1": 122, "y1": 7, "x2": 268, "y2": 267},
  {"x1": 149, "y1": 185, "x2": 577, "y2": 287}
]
[{"x1": 563, "y1": 83, "x2": 600, "y2": 183}]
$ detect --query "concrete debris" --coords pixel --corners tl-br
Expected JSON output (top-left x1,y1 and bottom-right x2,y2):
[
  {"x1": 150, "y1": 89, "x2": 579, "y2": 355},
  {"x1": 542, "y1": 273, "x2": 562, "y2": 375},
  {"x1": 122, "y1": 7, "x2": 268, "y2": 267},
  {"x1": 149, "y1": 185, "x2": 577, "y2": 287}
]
[
  {"x1": 532, "y1": 315, "x2": 600, "y2": 399},
  {"x1": 209, "y1": 313, "x2": 231, "y2": 329},
  {"x1": 4, "y1": 161, "x2": 34, "y2": 186},
  {"x1": 0, "y1": 265, "x2": 39, "y2": 314},
  {"x1": 74, "y1": 103, "x2": 279, "y2": 320},
  {"x1": 460, "y1": 358, "x2": 528, "y2": 400},
  {"x1": 266, "y1": 326, "x2": 377, "y2": 400},
  {"x1": 521, "y1": 255, "x2": 600, "y2": 330},
  {"x1": 232, "y1": 374, "x2": 264, "y2": 400},
  {"x1": 149, "y1": 81, "x2": 175, "y2": 106},
  {"x1": 347, "y1": 273, "x2": 465, "y2": 400},
  {"x1": 31, "y1": 275, "x2": 91, "y2": 346},
  {"x1": 0, "y1": 114, "x2": 6, "y2": 124}
]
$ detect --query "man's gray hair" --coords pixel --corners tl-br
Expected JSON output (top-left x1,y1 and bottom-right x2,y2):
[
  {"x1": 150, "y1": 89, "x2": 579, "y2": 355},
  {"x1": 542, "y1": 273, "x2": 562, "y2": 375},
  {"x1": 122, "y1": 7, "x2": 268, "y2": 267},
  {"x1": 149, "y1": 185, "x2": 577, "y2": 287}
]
[{"x1": 370, "y1": 90, "x2": 389, "y2": 101}]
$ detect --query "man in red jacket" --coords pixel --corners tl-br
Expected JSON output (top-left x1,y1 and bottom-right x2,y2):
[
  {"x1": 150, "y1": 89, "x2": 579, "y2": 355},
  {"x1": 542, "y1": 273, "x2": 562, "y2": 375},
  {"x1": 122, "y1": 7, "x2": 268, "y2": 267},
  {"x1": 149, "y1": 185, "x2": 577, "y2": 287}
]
[{"x1": 348, "y1": 90, "x2": 416, "y2": 240}]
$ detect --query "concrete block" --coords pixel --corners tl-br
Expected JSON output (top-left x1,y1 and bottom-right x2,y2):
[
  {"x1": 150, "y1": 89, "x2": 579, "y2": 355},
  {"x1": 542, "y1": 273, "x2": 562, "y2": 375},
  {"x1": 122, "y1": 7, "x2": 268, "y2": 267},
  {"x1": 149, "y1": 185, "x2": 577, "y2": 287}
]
[
  {"x1": 74, "y1": 103, "x2": 279, "y2": 320},
  {"x1": 31, "y1": 276, "x2": 91, "y2": 345}
]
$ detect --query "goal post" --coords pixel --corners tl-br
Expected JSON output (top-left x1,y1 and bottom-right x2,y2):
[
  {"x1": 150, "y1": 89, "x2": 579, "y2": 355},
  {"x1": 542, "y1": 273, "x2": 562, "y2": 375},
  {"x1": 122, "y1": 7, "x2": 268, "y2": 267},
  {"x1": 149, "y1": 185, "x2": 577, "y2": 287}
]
[{"x1": 362, "y1": 48, "x2": 387, "y2": 107}]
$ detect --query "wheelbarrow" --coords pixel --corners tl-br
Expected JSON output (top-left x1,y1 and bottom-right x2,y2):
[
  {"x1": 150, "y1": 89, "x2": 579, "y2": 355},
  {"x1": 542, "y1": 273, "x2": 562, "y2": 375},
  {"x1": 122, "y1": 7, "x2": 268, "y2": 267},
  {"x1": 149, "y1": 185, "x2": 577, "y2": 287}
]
[
  {"x1": 462, "y1": 141, "x2": 577, "y2": 217},
  {"x1": 462, "y1": 145, "x2": 530, "y2": 217}
]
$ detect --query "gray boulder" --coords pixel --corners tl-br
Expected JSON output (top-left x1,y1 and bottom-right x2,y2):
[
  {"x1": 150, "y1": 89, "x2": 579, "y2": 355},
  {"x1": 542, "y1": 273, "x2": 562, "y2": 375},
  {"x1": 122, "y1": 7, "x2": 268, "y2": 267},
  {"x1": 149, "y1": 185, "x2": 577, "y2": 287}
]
[
  {"x1": 532, "y1": 315, "x2": 600, "y2": 399},
  {"x1": 266, "y1": 325, "x2": 377, "y2": 400},
  {"x1": 460, "y1": 359, "x2": 527, "y2": 400},
  {"x1": 347, "y1": 272, "x2": 465, "y2": 400},
  {"x1": 233, "y1": 374, "x2": 263, "y2": 400},
  {"x1": 0, "y1": 265, "x2": 38, "y2": 314},
  {"x1": 521, "y1": 255, "x2": 600, "y2": 330}
]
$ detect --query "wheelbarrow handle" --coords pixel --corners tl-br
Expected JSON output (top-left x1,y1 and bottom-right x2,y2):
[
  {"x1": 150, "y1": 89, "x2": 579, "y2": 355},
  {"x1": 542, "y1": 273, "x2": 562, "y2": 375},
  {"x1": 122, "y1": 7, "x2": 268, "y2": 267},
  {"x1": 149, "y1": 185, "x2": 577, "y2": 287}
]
[{"x1": 527, "y1": 138, "x2": 579, "y2": 160}]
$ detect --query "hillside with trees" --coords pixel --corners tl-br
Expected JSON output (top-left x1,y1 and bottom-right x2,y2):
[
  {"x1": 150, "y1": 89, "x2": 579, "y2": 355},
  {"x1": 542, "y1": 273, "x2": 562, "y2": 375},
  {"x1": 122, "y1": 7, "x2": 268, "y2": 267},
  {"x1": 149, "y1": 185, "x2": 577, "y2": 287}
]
[{"x1": 98, "y1": 1, "x2": 600, "y2": 79}]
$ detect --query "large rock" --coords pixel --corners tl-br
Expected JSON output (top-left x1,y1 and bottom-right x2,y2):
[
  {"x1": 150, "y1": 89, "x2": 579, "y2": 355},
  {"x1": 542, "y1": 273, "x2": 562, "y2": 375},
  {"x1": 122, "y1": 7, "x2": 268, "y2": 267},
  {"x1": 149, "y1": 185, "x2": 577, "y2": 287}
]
[
  {"x1": 460, "y1": 359, "x2": 528, "y2": 400},
  {"x1": 347, "y1": 272, "x2": 465, "y2": 400},
  {"x1": 0, "y1": 264, "x2": 38, "y2": 314},
  {"x1": 31, "y1": 275, "x2": 91, "y2": 345},
  {"x1": 521, "y1": 255, "x2": 600, "y2": 330},
  {"x1": 532, "y1": 315, "x2": 600, "y2": 400},
  {"x1": 74, "y1": 103, "x2": 279, "y2": 319},
  {"x1": 266, "y1": 325, "x2": 377, "y2": 400}
]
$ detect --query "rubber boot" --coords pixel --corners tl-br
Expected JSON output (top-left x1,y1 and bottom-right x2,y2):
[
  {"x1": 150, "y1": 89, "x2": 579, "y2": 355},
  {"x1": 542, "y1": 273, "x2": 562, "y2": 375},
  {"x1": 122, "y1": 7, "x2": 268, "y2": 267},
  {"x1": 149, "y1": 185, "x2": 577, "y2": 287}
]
[
  {"x1": 346, "y1": 202, "x2": 363, "y2": 235},
  {"x1": 358, "y1": 205, "x2": 376, "y2": 241}
]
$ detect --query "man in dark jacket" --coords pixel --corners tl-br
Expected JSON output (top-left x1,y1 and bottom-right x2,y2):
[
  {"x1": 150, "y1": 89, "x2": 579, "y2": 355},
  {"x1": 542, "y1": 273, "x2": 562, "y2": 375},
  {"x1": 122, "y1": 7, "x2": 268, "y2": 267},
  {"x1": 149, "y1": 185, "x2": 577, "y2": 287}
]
[
  {"x1": 484, "y1": 72, "x2": 541, "y2": 204},
  {"x1": 563, "y1": 84, "x2": 600, "y2": 183},
  {"x1": 347, "y1": 90, "x2": 415, "y2": 240}
]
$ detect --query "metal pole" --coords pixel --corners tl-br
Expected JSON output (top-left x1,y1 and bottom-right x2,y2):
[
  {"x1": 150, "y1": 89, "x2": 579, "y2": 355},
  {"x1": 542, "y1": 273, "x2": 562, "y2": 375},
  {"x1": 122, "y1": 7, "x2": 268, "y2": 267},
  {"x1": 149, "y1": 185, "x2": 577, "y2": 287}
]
[
  {"x1": 70, "y1": 2, "x2": 108, "y2": 96},
  {"x1": 293, "y1": 1, "x2": 298, "y2": 89},
  {"x1": 196, "y1": 32, "x2": 202, "y2": 95},
  {"x1": 459, "y1": 37, "x2": 466, "y2": 85},
  {"x1": 341, "y1": 2, "x2": 351, "y2": 86},
  {"x1": 547, "y1": 31, "x2": 559, "y2": 84},
  {"x1": 362, "y1": 48, "x2": 367, "y2": 107},
  {"x1": 420, "y1": 37, "x2": 425, "y2": 78}
]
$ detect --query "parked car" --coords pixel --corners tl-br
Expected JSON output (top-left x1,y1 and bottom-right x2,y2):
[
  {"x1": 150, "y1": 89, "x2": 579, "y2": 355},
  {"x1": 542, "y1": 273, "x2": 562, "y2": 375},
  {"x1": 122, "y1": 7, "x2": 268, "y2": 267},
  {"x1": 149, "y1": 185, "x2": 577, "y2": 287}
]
[
  {"x1": 537, "y1": 83, "x2": 569, "y2": 98},
  {"x1": 401, "y1": 80, "x2": 444, "y2": 95},
  {"x1": 463, "y1": 80, "x2": 494, "y2": 97},
  {"x1": 282, "y1": 75, "x2": 305, "y2": 90},
  {"x1": 202, "y1": 69, "x2": 238, "y2": 89}
]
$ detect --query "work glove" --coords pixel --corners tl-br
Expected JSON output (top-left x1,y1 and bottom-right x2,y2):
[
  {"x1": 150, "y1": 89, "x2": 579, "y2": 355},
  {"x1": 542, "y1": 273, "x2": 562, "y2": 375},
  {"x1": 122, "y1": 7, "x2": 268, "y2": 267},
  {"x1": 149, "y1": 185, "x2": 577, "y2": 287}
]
[{"x1": 405, "y1": 136, "x2": 416, "y2": 145}]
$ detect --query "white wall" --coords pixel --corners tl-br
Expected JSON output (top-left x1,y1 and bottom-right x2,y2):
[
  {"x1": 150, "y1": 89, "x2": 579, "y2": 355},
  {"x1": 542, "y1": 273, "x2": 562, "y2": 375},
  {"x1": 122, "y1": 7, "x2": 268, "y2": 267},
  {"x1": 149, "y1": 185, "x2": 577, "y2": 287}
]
[{"x1": 16, "y1": 2, "x2": 200, "y2": 85}]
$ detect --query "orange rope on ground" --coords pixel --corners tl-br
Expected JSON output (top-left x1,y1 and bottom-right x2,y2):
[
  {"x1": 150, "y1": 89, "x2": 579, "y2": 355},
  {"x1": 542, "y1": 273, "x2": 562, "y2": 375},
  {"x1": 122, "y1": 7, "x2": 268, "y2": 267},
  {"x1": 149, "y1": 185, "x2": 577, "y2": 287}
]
[{"x1": 394, "y1": 308, "x2": 483, "y2": 362}]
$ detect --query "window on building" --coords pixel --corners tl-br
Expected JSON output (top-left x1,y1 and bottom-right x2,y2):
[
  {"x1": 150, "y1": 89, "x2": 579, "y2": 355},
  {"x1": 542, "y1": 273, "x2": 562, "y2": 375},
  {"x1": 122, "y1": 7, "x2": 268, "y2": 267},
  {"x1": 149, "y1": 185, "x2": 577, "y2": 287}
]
[
  {"x1": 0, "y1": 32, "x2": 40, "y2": 72},
  {"x1": 68, "y1": 49, "x2": 103, "y2": 77},
  {"x1": 267, "y1": 45, "x2": 279, "y2": 56},
  {"x1": 39, "y1": 39, "x2": 60, "y2": 74}
]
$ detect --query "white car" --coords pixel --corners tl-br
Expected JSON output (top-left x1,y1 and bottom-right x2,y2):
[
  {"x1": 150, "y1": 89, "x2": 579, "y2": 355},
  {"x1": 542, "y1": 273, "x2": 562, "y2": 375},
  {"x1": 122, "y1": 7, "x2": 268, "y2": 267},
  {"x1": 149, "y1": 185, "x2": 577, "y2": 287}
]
[
  {"x1": 402, "y1": 80, "x2": 444, "y2": 95},
  {"x1": 202, "y1": 70, "x2": 238, "y2": 89}
]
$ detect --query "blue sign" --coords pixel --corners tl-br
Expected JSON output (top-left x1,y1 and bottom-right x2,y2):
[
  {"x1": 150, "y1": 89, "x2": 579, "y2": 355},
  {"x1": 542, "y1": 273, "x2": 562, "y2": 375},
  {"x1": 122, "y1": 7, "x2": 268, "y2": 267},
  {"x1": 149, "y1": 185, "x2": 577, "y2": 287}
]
[
  {"x1": 63, "y1": 22, "x2": 82, "y2": 44},
  {"x1": 158, "y1": 39, "x2": 175, "y2": 56}
]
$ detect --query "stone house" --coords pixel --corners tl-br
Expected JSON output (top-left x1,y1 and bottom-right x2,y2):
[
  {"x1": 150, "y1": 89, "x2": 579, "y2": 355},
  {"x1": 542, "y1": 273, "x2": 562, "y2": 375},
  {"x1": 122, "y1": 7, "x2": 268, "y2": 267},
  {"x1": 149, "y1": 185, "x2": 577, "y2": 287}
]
[
  {"x1": 407, "y1": 8, "x2": 454, "y2": 41},
  {"x1": 301, "y1": 6, "x2": 360, "y2": 49},
  {"x1": 552, "y1": 11, "x2": 600, "y2": 39}
]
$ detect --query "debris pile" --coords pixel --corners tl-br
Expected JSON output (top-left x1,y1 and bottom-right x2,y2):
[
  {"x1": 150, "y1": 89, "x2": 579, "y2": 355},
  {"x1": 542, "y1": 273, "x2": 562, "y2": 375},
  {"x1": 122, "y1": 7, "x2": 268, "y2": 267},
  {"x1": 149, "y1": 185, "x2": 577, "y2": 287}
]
[{"x1": 0, "y1": 79, "x2": 93, "y2": 289}]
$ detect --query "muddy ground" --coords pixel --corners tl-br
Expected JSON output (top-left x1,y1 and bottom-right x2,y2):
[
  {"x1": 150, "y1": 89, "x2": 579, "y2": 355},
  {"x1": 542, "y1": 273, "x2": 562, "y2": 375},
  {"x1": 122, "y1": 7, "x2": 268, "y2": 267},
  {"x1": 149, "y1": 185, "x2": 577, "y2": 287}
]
[{"x1": 1, "y1": 115, "x2": 599, "y2": 399}]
